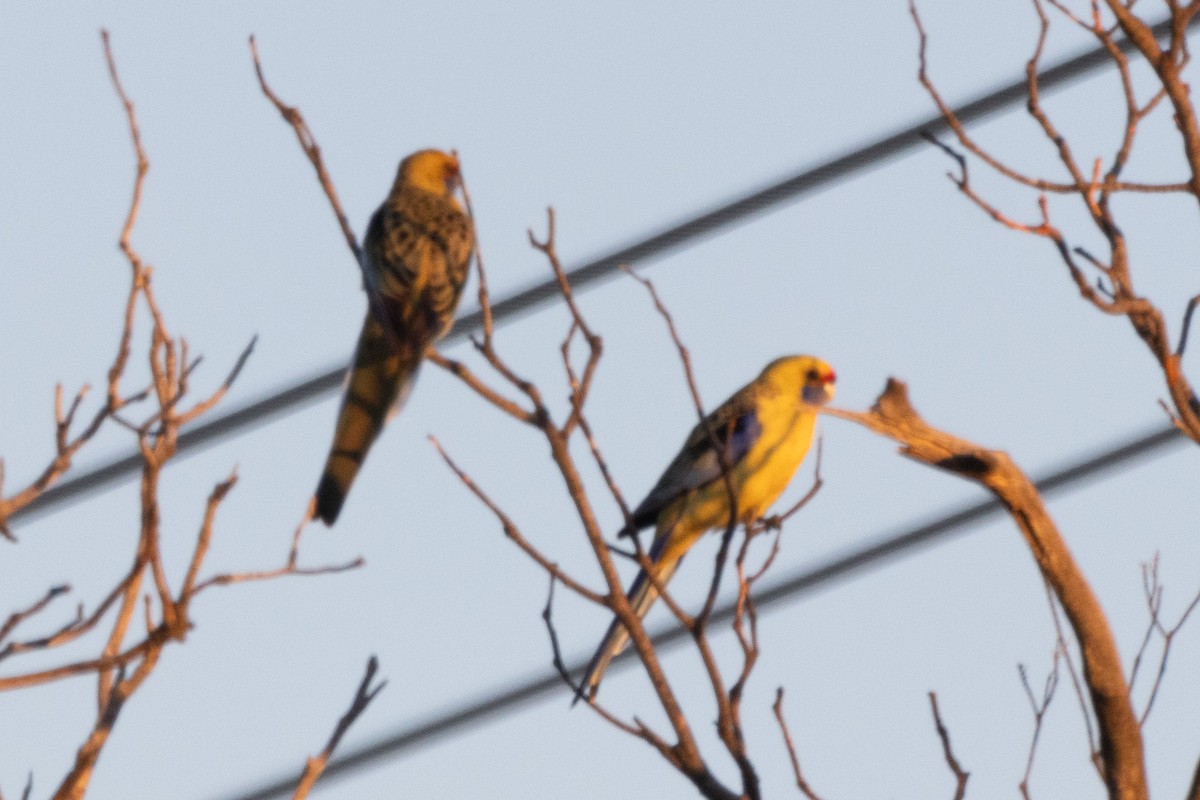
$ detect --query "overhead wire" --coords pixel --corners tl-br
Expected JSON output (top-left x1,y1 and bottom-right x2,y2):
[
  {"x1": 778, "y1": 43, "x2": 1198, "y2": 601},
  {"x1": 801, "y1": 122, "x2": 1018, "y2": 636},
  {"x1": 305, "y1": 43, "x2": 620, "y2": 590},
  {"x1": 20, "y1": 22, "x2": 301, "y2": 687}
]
[{"x1": 11, "y1": 13, "x2": 1190, "y2": 527}]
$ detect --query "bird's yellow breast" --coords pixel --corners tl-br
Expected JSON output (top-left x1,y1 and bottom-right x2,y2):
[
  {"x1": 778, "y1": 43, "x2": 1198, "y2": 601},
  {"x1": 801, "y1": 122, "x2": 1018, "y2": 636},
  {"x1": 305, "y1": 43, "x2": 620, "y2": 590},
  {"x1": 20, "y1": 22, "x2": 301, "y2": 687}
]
[
  {"x1": 655, "y1": 396, "x2": 817, "y2": 563},
  {"x1": 734, "y1": 402, "x2": 817, "y2": 518}
]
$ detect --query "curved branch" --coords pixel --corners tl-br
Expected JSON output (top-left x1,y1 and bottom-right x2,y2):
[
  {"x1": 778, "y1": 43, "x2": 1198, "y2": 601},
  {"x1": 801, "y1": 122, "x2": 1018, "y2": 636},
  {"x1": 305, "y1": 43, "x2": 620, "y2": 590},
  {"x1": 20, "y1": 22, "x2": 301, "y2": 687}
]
[{"x1": 826, "y1": 379, "x2": 1147, "y2": 800}]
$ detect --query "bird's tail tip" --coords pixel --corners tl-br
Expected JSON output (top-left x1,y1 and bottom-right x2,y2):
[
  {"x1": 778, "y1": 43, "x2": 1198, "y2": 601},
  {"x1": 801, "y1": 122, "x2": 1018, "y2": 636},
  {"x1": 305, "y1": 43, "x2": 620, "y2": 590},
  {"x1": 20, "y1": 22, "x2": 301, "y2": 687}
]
[{"x1": 314, "y1": 475, "x2": 345, "y2": 526}]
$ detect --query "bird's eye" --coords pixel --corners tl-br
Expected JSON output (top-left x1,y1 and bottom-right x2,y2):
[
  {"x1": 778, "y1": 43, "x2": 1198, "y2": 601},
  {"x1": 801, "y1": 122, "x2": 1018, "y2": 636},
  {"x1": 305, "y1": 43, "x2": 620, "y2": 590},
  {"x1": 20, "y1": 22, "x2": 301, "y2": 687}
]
[{"x1": 805, "y1": 369, "x2": 819, "y2": 382}]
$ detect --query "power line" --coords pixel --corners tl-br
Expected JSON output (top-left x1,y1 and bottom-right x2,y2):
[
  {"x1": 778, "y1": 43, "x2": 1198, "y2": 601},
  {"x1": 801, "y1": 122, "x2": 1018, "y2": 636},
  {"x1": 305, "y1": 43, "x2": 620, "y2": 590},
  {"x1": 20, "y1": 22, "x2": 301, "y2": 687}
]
[
  {"x1": 217, "y1": 422, "x2": 1187, "y2": 800},
  {"x1": 11, "y1": 13, "x2": 1188, "y2": 528}
]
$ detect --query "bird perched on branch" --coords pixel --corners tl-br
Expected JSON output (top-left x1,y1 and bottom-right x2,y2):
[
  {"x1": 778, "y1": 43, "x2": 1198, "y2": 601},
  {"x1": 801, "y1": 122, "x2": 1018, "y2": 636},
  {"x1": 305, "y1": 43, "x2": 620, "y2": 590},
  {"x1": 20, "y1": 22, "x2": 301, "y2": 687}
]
[
  {"x1": 314, "y1": 149, "x2": 475, "y2": 525},
  {"x1": 576, "y1": 355, "x2": 836, "y2": 702}
]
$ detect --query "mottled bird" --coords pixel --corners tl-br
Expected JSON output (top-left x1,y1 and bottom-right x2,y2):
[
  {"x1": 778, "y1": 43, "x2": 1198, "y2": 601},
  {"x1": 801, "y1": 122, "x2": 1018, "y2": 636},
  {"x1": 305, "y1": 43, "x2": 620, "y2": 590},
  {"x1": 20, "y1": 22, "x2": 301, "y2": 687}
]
[
  {"x1": 577, "y1": 355, "x2": 836, "y2": 702},
  {"x1": 314, "y1": 149, "x2": 475, "y2": 525}
]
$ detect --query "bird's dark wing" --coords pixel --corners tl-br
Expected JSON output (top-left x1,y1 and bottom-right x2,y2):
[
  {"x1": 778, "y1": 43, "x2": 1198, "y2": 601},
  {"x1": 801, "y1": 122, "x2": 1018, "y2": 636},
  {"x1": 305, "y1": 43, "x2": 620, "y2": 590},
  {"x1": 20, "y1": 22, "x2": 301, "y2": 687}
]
[{"x1": 625, "y1": 391, "x2": 762, "y2": 531}]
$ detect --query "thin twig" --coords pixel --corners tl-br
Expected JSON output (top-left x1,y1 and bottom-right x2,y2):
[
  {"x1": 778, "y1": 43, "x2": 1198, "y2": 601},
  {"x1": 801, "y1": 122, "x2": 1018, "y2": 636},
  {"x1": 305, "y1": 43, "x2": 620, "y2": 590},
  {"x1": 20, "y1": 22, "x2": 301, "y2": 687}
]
[
  {"x1": 429, "y1": 436, "x2": 604, "y2": 604},
  {"x1": 178, "y1": 335, "x2": 258, "y2": 425},
  {"x1": 0, "y1": 586, "x2": 71, "y2": 648},
  {"x1": 911, "y1": 1, "x2": 1185, "y2": 195},
  {"x1": 622, "y1": 268, "x2": 739, "y2": 629},
  {"x1": 179, "y1": 471, "x2": 240, "y2": 602},
  {"x1": 1186, "y1": 754, "x2": 1200, "y2": 800},
  {"x1": 772, "y1": 688, "x2": 824, "y2": 800},
  {"x1": 292, "y1": 656, "x2": 387, "y2": 800},
  {"x1": 1042, "y1": 579, "x2": 1102, "y2": 775},
  {"x1": 1177, "y1": 293, "x2": 1200, "y2": 355},
  {"x1": 917, "y1": 0, "x2": 1200, "y2": 452},
  {"x1": 427, "y1": 350, "x2": 534, "y2": 424},
  {"x1": 531, "y1": 210, "x2": 604, "y2": 437},
  {"x1": 1018, "y1": 654, "x2": 1061, "y2": 800},
  {"x1": 928, "y1": 692, "x2": 969, "y2": 800},
  {"x1": 248, "y1": 36, "x2": 362, "y2": 265},
  {"x1": 1131, "y1": 556, "x2": 1200, "y2": 725},
  {"x1": 459, "y1": 165, "x2": 494, "y2": 343}
]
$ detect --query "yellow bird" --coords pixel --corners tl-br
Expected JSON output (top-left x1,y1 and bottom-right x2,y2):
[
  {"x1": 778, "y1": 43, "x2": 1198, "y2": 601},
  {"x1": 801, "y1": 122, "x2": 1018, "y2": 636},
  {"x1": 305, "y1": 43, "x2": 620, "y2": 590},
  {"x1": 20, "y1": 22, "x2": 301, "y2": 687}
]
[
  {"x1": 577, "y1": 355, "x2": 836, "y2": 702},
  {"x1": 314, "y1": 149, "x2": 475, "y2": 525}
]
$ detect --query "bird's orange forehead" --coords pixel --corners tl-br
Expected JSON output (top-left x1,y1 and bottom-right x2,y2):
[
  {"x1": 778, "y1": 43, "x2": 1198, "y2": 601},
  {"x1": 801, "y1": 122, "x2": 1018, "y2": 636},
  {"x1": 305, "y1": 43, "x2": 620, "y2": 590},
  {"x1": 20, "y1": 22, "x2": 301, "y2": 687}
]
[
  {"x1": 397, "y1": 149, "x2": 464, "y2": 196},
  {"x1": 400, "y1": 149, "x2": 455, "y2": 172}
]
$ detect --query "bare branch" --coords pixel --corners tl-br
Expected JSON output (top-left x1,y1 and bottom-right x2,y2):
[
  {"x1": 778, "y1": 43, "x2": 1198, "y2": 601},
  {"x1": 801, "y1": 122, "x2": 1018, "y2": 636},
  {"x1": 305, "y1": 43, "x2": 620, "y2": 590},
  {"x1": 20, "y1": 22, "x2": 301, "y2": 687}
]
[
  {"x1": 2, "y1": 579, "x2": 135, "y2": 664},
  {"x1": 1018, "y1": 655, "x2": 1061, "y2": 800},
  {"x1": 179, "y1": 471, "x2": 240, "y2": 602},
  {"x1": 458, "y1": 164, "x2": 495, "y2": 342},
  {"x1": 429, "y1": 436, "x2": 604, "y2": 604},
  {"x1": 177, "y1": 334, "x2": 258, "y2": 425},
  {"x1": 292, "y1": 656, "x2": 386, "y2": 800},
  {"x1": 928, "y1": 692, "x2": 969, "y2": 800},
  {"x1": 1130, "y1": 555, "x2": 1200, "y2": 725},
  {"x1": 622, "y1": 267, "x2": 739, "y2": 631},
  {"x1": 773, "y1": 688, "x2": 825, "y2": 800},
  {"x1": 569, "y1": 393, "x2": 633, "y2": 527},
  {"x1": 0, "y1": 36, "x2": 159, "y2": 533},
  {"x1": 825, "y1": 379, "x2": 1147, "y2": 799},
  {"x1": 911, "y1": 1, "x2": 1184, "y2": 195},
  {"x1": 0, "y1": 639, "x2": 155, "y2": 692},
  {"x1": 1177, "y1": 293, "x2": 1200, "y2": 356},
  {"x1": 102, "y1": 29, "x2": 148, "y2": 271},
  {"x1": 0, "y1": 28, "x2": 383, "y2": 800},
  {"x1": 541, "y1": 574, "x2": 584, "y2": 695},
  {"x1": 0, "y1": 585, "x2": 71, "y2": 648},
  {"x1": 1187, "y1": 755, "x2": 1200, "y2": 800},
  {"x1": 530, "y1": 210, "x2": 604, "y2": 437},
  {"x1": 429, "y1": 218, "x2": 740, "y2": 798},
  {"x1": 541, "y1": 575, "x2": 651, "y2": 739},
  {"x1": 248, "y1": 36, "x2": 361, "y2": 264},
  {"x1": 916, "y1": 1, "x2": 1200, "y2": 447},
  {"x1": 427, "y1": 350, "x2": 535, "y2": 424}
]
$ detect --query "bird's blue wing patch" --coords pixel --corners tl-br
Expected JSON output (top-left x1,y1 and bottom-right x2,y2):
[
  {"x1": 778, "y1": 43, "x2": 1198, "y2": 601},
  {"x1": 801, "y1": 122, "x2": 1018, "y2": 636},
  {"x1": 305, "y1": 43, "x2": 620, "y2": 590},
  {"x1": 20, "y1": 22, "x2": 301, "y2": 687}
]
[
  {"x1": 628, "y1": 409, "x2": 762, "y2": 529},
  {"x1": 726, "y1": 411, "x2": 761, "y2": 463}
]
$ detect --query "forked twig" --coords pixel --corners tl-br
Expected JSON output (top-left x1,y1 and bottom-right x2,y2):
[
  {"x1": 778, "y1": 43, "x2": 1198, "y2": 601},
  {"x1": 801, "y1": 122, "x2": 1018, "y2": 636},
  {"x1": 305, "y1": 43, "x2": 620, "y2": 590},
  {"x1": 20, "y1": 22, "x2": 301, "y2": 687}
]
[
  {"x1": 1129, "y1": 555, "x2": 1200, "y2": 725},
  {"x1": 293, "y1": 656, "x2": 387, "y2": 800},
  {"x1": 914, "y1": 0, "x2": 1200, "y2": 450},
  {"x1": 1018, "y1": 655, "x2": 1061, "y2": 800}
]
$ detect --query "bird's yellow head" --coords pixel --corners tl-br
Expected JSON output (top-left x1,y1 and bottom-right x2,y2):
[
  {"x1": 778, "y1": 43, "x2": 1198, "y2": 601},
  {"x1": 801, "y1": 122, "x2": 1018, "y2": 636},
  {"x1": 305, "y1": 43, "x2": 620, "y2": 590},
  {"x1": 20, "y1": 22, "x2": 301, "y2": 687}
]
[
  {"x1": 760, "y1": 355, "x2": 836, "y2": 407},
  {"x1": 395, "y1": 149, "x2": 463, "y2": 198}
]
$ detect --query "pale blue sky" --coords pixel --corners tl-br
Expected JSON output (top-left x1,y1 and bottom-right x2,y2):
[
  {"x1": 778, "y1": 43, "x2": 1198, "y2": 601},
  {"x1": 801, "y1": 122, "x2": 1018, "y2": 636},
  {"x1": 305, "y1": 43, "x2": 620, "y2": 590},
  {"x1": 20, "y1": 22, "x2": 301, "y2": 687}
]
[{"x1": 2, "y1": 3, "x2": 1198, "y2": 799}]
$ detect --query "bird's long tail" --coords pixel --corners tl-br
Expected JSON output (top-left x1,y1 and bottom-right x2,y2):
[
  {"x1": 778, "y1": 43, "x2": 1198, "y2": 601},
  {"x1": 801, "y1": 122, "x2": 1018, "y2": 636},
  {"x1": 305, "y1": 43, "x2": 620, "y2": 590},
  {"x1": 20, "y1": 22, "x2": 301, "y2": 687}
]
[
  {"x1": 574, "y1": 555, "x2": 681, "y2": 705},
  {"x1": 314, "y1": 313, "x2": 422, "y2": 525}
]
